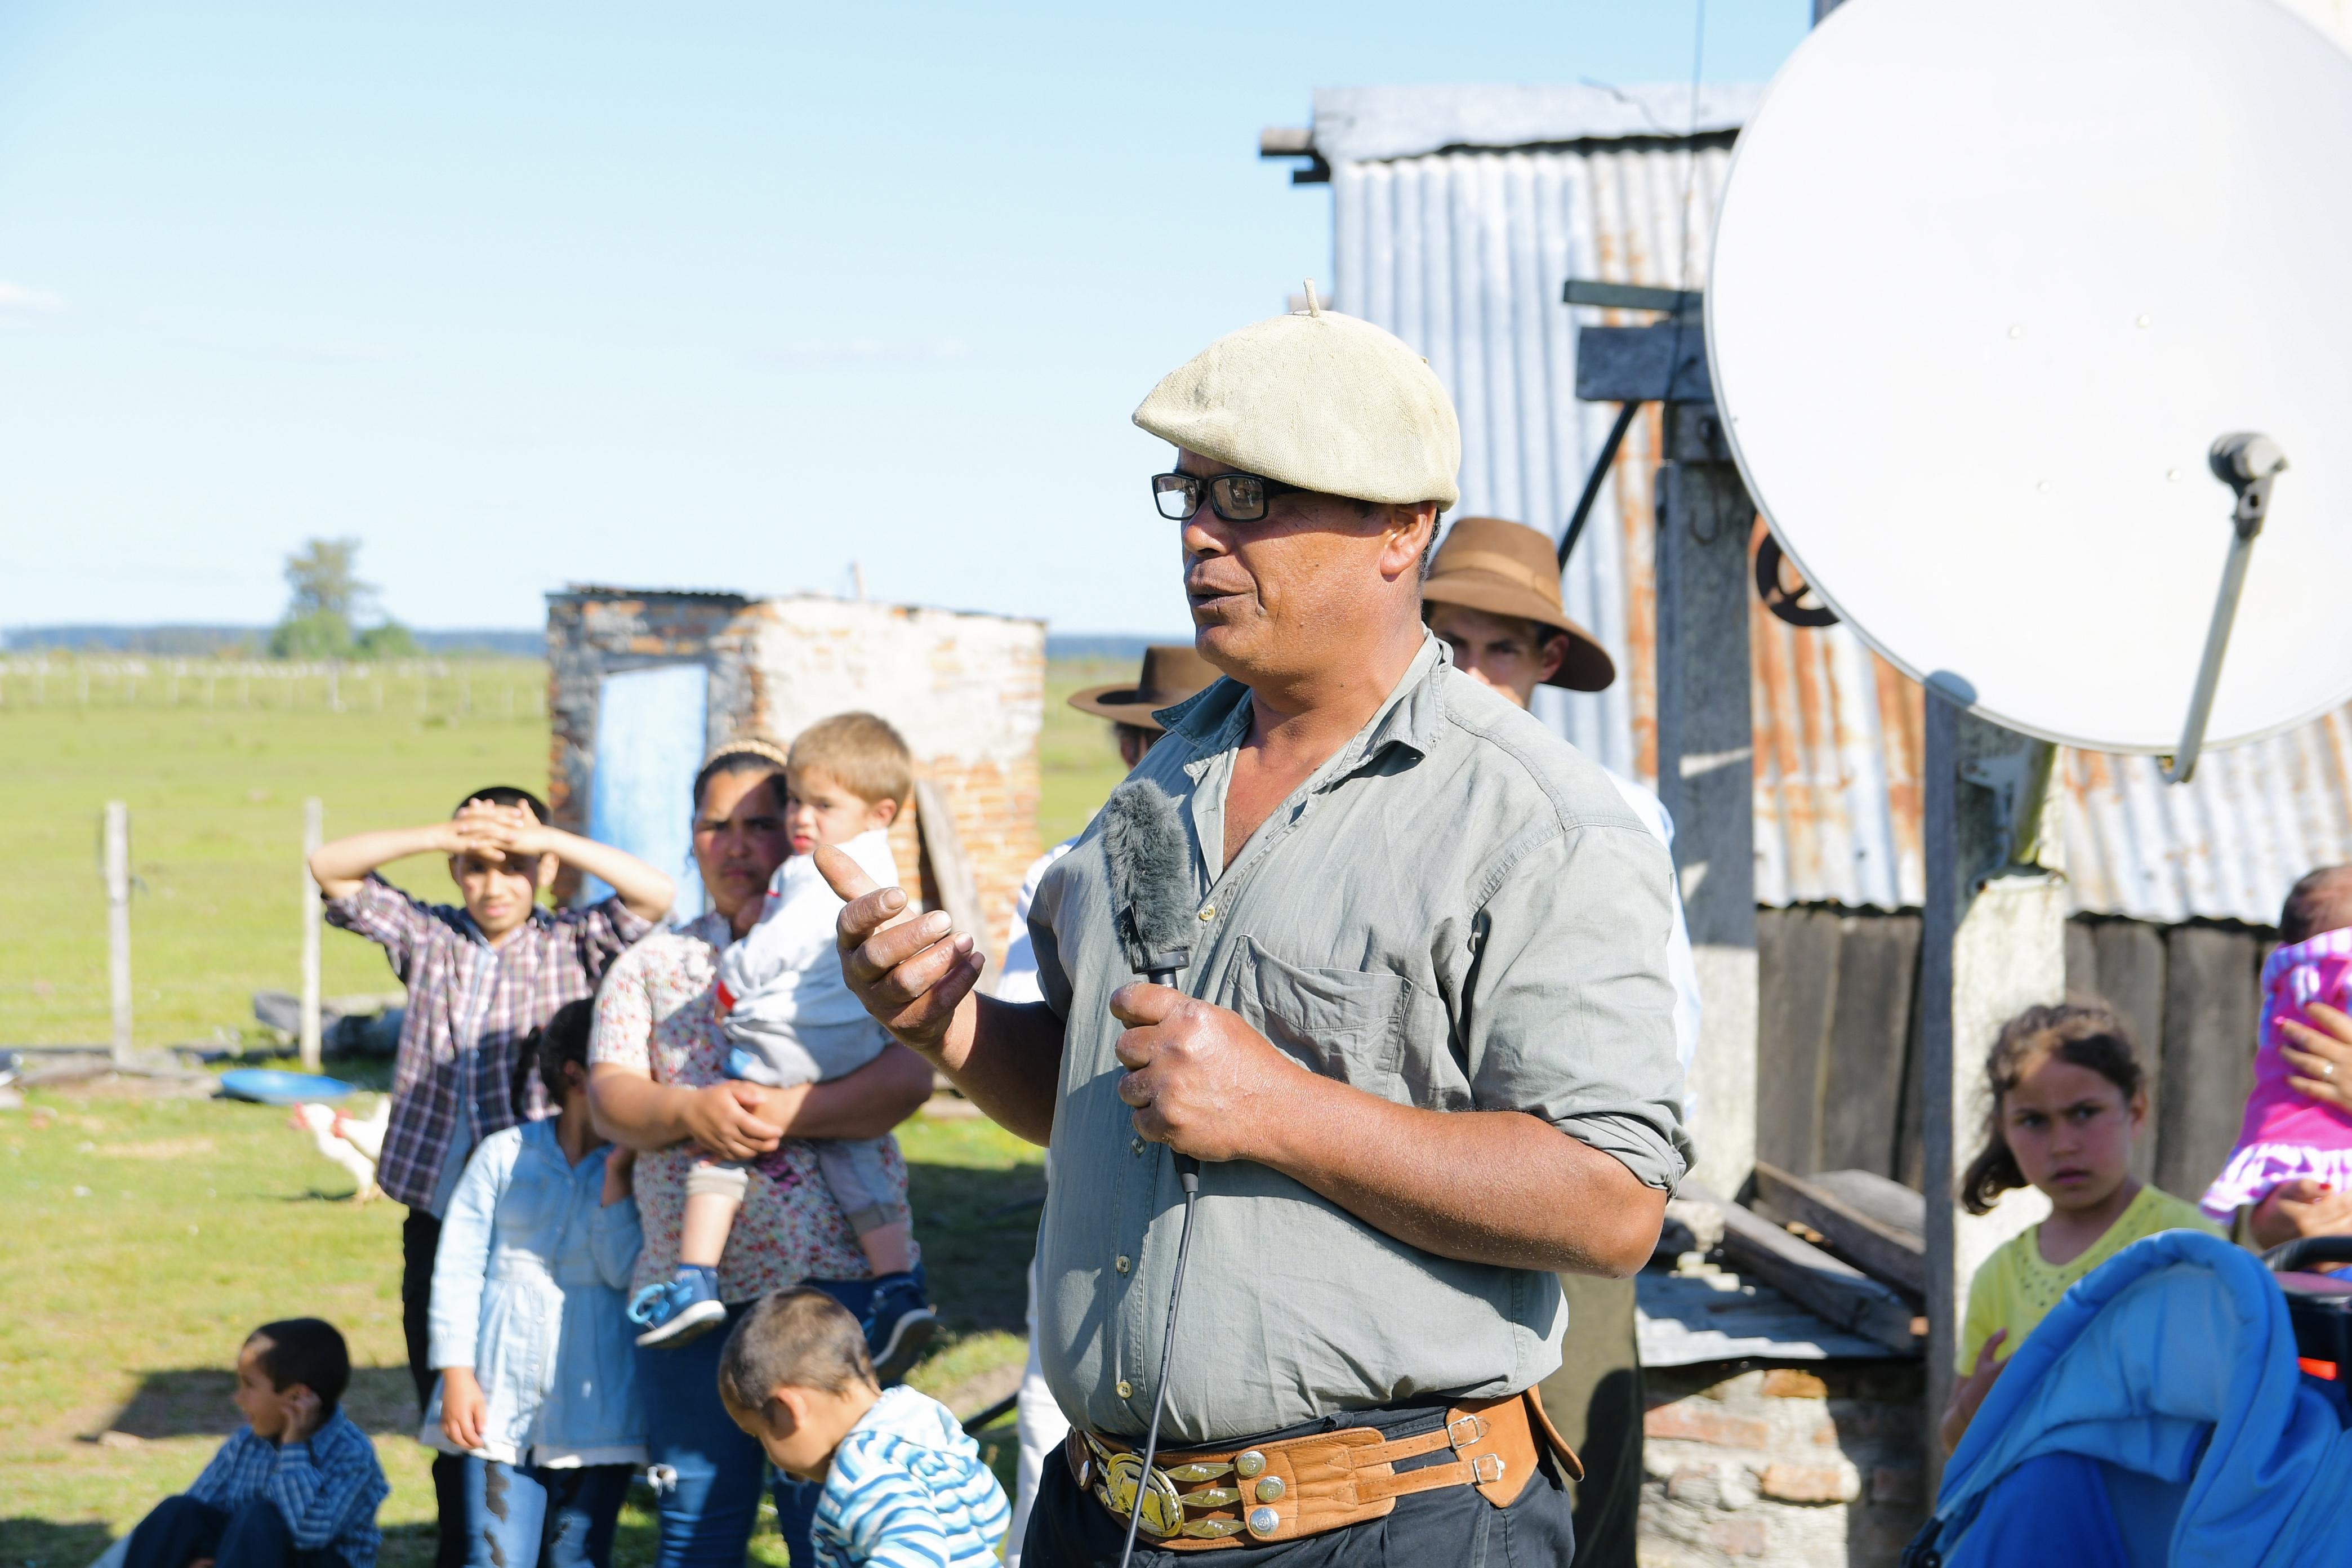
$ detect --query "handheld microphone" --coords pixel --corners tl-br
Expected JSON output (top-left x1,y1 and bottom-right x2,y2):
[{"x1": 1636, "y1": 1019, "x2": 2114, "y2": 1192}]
[{"x1": 1101, "y1": 777, "x2": 1203, "y2": 1566}]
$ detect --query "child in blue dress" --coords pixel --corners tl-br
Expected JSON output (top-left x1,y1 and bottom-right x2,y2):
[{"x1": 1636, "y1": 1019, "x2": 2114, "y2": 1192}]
[{"x1": 425, "y1": 1000, "x2": 645, "y2": 1568}]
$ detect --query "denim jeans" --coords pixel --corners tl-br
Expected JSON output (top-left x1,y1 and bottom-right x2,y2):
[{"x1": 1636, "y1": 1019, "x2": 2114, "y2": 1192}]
[
  {"x1": 635, "y1": 1279, "x2": 880, "y2": 1568},
  {"x1": 460, "y1": 1459, "x2": 632, "y2": 1568},
  {"x1": 122, "y1": 1496, "x2": 341, "y2": 1568}
]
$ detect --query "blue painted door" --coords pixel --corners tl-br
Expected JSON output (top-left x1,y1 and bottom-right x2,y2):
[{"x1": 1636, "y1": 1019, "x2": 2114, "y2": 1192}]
[{"x1": 585, "y1": 663, "x2": 708, "y2": 920}]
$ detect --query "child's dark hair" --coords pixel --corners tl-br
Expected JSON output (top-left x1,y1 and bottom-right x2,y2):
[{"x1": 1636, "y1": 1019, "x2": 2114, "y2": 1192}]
[
  {"x1": 248, "y1": 1318, "x2": 351, "y2": 1412},
  {"x1": 453, "y1": 785, "x2": 550, "y2": 824},
  {"x1": 2280, "y1": 865, "x2": 2352, "y2": 946},
  {"x1": 511, "y1": 998, "x2": 596, "y2": 1119},
  {"x1": 716, "y1": 1288, "x2": 877, "y2": 1414},
  {"x1": 1960, "y1": 1003, "x2": 2144, "y2": 1215}
]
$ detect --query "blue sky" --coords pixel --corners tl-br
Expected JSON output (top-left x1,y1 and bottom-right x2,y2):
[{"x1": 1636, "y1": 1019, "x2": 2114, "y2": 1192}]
[{"x1": 0, "y1": 1, "x2": 1807, "y2": 636}]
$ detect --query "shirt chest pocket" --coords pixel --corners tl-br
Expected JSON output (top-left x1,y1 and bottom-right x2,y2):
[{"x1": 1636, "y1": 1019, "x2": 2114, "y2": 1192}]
[{"x1": 1230, "y1": 938, "x2": 1422, "y2": 1104}]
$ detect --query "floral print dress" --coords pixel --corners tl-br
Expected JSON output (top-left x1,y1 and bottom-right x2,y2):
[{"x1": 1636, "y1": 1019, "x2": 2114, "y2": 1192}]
[{"x1": 589, "y1": 910, "x2": 907, "y2": 1301}]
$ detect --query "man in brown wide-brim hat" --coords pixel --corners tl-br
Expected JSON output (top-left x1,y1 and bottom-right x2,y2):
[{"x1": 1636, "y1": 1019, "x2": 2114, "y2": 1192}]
[{"x1": 1424, "y1": 514, "x2": 1706, "y2": 1568}]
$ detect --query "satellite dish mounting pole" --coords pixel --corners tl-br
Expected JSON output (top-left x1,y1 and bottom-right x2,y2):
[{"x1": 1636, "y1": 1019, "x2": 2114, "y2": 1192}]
[
  {"x1": 1918, "y1": 701, "x2": 2065, "y2": 1491},
  {"x1": 2159, "y1": 433, "x2": 2287, "y2": 784}
]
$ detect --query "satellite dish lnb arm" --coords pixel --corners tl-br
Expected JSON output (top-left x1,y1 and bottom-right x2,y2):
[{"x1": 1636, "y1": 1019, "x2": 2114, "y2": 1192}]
[{"x1": 2161, "y1": 433, "x2": 2288, "y2": 785}]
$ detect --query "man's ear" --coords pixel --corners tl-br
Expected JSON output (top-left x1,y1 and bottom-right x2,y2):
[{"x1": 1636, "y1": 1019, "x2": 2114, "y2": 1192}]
[
  {"x1": 1536, "y1": 631, "x2": 1570, "y2": 687},
  {"x1": 1378, "y1": 502, "x2": 1440, "y2": 579}
]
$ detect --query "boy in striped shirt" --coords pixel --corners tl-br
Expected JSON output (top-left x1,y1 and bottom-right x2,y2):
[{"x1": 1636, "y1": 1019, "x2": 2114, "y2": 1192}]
[{"x1": 719, "y1": 1289, "x2": 1009, "y2": 1568}]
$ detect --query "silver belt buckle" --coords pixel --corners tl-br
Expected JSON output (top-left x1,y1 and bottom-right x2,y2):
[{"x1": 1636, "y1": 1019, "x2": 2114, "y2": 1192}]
[{"x1": 1084, "y1": 1434, "x2": 1248, "y2": 1540}]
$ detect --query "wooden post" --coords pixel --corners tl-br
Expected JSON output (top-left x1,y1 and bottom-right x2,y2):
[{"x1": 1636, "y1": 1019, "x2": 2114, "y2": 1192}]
[
  {"x1": 300, "y1": 798, "x2": 324, "y2": 1071},
  {"x1": 1919, "y1": 695, "x2": 2065, "y2": 1485},
  {"x1": 105, "y1": 801, "x2": 133, "y2": 1064},
  {"x1": 1654, "y1": 401, "x2": 1760, "y2": 1199}
]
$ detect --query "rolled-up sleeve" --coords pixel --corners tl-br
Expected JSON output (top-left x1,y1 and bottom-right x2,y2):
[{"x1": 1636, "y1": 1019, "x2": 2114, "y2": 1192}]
[
  {"x1": 560, "y1": 896, "x2": 654, "y2": 983},
  {"x1": 323, "y1": 875, "x2": 434, "y2": 984},
  {"x1": 1464, "y1": 820, "x2": 1691, "y2": 1192}
]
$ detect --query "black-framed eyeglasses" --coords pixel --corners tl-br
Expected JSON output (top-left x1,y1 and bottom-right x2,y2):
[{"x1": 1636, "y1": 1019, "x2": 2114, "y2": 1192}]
[{"x1": 1151, "y1": 470, "x2": 1307, "y2": 524}]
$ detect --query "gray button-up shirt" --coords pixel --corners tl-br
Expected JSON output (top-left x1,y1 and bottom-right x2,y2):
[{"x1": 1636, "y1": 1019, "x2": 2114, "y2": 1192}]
[{"x1": 1027, "y1": 635, "x2": 1690, "y2": 1444}]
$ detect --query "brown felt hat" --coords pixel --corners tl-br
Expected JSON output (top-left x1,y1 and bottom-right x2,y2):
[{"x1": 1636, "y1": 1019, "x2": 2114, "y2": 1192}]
[
  {"x1": 1067, "y1": 644, "x2": 1220, "y2": 730},
  {"x1": 1422, "y1": 516, "x2": 1616, "y2": 692}
]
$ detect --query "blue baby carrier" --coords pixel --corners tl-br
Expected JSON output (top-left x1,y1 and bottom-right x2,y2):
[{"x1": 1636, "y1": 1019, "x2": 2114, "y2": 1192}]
[{"x1": 1904, "y1": 1230, "x2": 2352, "y2": 1566}]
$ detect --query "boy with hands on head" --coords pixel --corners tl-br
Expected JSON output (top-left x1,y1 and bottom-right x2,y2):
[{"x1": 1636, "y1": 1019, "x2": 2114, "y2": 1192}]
[
  {"x1": 717, "y1": 1290, "x2": 1009, "y2": 1568},
  {"x1": 310, "y1": 786, "x2": 671, "y2": 1566},
  {"x1": 629, "y1": 715, "x2": 934, "y2": 1379}
]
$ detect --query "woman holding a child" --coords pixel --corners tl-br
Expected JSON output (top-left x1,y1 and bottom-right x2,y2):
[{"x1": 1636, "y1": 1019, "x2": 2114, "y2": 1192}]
[{"x1": 586, "y1": 733, "x2": 933, "y2": 1568}]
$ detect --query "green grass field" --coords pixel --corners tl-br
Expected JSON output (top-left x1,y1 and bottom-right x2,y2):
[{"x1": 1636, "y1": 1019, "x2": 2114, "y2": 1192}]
[{"x1": 0, "y1": 654, "x2": 1135, "y2": 1565}]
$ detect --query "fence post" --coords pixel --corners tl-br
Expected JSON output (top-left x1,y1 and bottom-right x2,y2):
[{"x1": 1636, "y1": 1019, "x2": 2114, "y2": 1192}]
[
  {"x1": 300, "y1": 798, "x2": 324, "y2": 1070},
  {"x1": 327, "y1": 663, "x2": 342, "y2": 713},
  {"x1": 105, "y1": 801, "x2": 133, "y2": 1064}
]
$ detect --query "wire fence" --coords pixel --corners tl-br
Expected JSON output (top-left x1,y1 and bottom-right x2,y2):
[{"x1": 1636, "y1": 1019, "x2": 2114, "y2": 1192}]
[{"x1": 0, "y1": 655, "x2": 549, "y2": 720}]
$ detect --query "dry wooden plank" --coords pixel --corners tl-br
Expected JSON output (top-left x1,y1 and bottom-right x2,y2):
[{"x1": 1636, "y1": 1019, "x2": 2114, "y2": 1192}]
[
  {"x1": 1680, "y1": 1182, "x2": 1922, "y2": 1355},
  {"x1": 1752, "y1": 1161, "x2": 1926, "y2": 1299},
  {"x1": 913, "y1": 778, "x2": 994, "y2": 995}
]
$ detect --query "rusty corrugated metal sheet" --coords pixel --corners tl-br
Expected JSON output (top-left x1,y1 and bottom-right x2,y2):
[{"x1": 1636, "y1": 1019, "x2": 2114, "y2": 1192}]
[{"x1": 1319, "y1": 84, "x2": 2350, "y2": 923}]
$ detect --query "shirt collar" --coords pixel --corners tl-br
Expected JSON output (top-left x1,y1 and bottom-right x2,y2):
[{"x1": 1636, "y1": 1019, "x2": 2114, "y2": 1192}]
[
  {"x1": 1166, "y1": 632, "x2": 1445, "y2": 786},
  {"x1": 460, "y1": 902, "x2": 554, "y2": 950}
]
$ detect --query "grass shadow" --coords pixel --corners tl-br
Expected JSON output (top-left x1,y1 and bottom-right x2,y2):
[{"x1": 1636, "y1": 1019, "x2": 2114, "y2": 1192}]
[
  {"x1": 102, "y1": 1366, "x2": 420, "y2": 1441},
  {"x1": 0, "y1": 1518, "x2": 114, "y2": 1567},
  {"x1": 906, "y1": 1157, "x2": 1045, "y2": 1336}
]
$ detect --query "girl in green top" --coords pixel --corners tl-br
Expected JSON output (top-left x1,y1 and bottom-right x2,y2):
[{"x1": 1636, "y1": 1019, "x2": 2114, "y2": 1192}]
[{"x1": 1939, "y1": 1003, "x2": 2219, "y2": 1453}]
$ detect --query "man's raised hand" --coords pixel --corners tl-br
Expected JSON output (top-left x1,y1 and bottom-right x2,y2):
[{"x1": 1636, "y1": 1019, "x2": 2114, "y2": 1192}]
[{"x1": 814, "y1": 843, "x2": 985, "y2": 1058}]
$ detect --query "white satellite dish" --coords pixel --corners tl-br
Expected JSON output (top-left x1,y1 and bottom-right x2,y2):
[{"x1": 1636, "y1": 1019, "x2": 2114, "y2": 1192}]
[{"x1": 1707, "y1": 0, "x2": 2352, "y2": 767}]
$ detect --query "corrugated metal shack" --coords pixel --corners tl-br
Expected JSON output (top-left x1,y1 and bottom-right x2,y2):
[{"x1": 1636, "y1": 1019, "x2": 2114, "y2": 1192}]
[
  {"x1": 1276, "y1": 81, "x2": 2352, "y2": 1201},
  {"x1": 1273, "y1": 82, "x2": 2352, "y2": 1566},
  {"x1": 544, "y1": 587, "x2": 1044, "y2": 968}
]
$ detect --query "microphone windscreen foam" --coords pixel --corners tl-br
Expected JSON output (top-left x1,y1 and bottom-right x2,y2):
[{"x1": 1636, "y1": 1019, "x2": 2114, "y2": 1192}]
[{"x1": 1101, "y1": 777, "x2": 1195, "y2": 973}]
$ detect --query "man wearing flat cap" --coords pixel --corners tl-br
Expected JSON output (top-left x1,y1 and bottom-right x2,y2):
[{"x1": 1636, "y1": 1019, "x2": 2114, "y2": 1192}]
[
  {"x1": 821, "y1": 296, "x2": 1689, "y2": 1565},
  {"x1": 1424, "y1": 514, "x2": 1707, "y2": 1568}
]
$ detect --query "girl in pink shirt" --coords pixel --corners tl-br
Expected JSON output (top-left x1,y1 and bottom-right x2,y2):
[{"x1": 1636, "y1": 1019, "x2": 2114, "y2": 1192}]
[{"x1": 2200, "y1": 867, "x2": 2352, "y2": 1223}]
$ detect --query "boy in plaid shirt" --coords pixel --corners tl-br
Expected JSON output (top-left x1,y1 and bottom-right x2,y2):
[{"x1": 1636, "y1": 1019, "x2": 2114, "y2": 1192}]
[
  {"x1": 310, "y1": 786, "x2": 671, "y2": 1566},
  {"x1": 120, "y1": 1319, "x2": 387, "y2": 1568}
]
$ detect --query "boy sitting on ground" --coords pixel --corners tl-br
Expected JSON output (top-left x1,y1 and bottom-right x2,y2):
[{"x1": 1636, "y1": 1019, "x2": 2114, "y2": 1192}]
[
  {"x1": 718, "y1": 1289, "x2": 1009, "y2": 1568},
  {"x1": 629, "y1": 715, "x2": 934, "y2": 1379},
  {"x1": 119, "y1": 1319, "x2": 388, "y2": 1568}
]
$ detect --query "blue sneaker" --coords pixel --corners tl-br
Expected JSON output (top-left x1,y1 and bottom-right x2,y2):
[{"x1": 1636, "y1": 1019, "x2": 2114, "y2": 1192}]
[
  {"x1": 629, "y1": 1266, "x2": 727, "y2": 1348},
  {"x1": 865, "y1": 1272, "x2": 938, "y2": 1384}
]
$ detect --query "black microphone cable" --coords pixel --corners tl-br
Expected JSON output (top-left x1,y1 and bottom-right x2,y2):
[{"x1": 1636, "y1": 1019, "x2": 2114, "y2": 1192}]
[{"x1": 1116, "y1": 1143, "x2": 1200, "y2": 1568}]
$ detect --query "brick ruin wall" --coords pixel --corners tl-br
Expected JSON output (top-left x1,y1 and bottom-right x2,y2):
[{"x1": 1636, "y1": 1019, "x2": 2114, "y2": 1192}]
[
  {"x1": 545, "y1": 590, "x2": 1043, "y2": 959},
  {"x1": 738, "y1": 598, "x2": 1043, "y2": 966},
  {"x1": 1639, "y1": 1363, "x2": 1928, "y2": 1567}
]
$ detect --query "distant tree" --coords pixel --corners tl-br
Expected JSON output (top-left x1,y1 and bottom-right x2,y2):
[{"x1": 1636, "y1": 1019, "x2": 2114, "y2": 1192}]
[
  {"x1": 271, "y1": 537, "x2": 411, "y2": 660},
  {"x1": 355, "y1": 619, "x2": 420, "y2": 658}
]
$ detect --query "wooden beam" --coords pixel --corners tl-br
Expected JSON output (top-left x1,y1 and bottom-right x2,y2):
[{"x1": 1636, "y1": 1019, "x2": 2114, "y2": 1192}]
[
  {"x1": 1752, "y1": 1161, "x2": 1926, "y2": 1299},
  {"x1": 1574, "y1": 324, "x2": 1714, "y2": 403},
  {"x1": 913, "y1": 778, "x2": 994, "y2": 995},
  {"x1": 1681, "y1": 1182, "x2": 1922, "y2": 1354}
]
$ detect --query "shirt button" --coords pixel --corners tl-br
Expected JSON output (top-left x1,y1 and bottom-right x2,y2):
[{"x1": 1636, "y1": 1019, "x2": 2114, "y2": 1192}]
[
  {"x1": 1131, "y1": 1137, "x2": 1146, "y2": 1156},
  {"x1": 1115, "y1": 1254, "x2": 1132, "y2": 1275},
  {"x1": 1198, "y1": 905, "x2": 1216, "y2": 921},
  {"x1": 1116, "y1": 1380, "x2": 1135, "y2": 1400}
]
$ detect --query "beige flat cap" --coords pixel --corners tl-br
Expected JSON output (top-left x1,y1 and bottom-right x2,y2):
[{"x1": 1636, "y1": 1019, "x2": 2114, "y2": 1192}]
[{"x1": 1134, "y1": 299, "x2": 1461, "y2": 509}]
